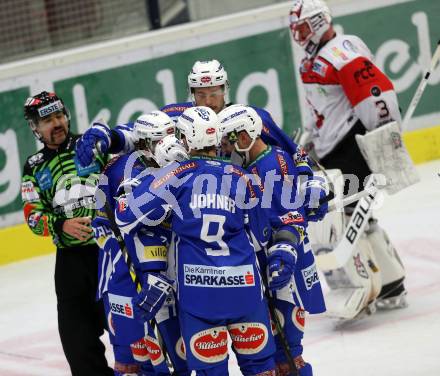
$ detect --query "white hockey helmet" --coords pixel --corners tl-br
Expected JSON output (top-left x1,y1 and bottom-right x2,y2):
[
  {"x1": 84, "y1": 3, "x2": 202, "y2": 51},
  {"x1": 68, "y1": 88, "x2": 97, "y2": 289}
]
[
  {"x1": 289, "y1": 0, "x2": 332, "y2": 57},
  {"x1": 176, "y1": 106, "x2": 220, "y2": 151},
  {"x1": 218, "y1": 104, "x2": 262, "y2": 153},
  {"x1": 133, "y1": 111, "x2": 174, "y2": 151},
  {"x1": 153, "y1": 134, "x2": 189, "y2": 167},
  {"x1": 187, "y1": 59, "x2": 230, "y2": 104}
]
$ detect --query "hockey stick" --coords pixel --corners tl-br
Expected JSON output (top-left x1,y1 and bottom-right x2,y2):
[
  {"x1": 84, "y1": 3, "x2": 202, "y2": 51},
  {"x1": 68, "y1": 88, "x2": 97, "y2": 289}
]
[
  {"x1": 327, "y1": 187, "x2": 377, "y2": 212},
  {"x1": 101, "y1": 199, "x2": 177, "y2": 374},
  {"x1": 261, "y1": 276, "x2": 298, "y2": 376},
  {"x1": 314, "y1": 175, "x2": 379, "y2": 271},
  {"x1": 402, "y1": 39, "x2": 440, "y2": 130}
]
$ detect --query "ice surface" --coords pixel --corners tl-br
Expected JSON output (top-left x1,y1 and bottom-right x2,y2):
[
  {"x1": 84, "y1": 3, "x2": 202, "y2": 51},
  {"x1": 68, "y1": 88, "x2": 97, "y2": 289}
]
[{"x1": 1, "y1": 160, "x2": 439, "y2": 375}]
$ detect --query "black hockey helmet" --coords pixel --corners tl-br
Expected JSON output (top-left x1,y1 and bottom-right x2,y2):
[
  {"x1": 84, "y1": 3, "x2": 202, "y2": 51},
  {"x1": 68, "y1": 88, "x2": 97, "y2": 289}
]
[{"x1": 24, "y1": 91, "x2": 70, "y2": 140}]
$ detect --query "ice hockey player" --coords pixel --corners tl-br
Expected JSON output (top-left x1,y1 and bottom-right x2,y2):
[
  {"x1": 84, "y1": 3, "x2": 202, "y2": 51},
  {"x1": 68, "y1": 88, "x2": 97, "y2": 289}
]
[
  {"x1": 116, "y1": 106, "x2": 277, "y2": 376},
  {"x1": 92, "y1": 111, "x2": 190, "y2": 375},
  {"x1": 289, "y1": 0, "x2": 407, "y2": 313},
  {"x1": 22, "y1": 91, "x2": 113, "y2": 375},
  {"x1": 162, "y1": 59, "x2": 314, "y2": 175},
  {"x1": 219, "y1": 104, "x2": 327, "y2": 376},
  {"x1": 75, "y1": 59, "x2": 315, "y2": 180}
]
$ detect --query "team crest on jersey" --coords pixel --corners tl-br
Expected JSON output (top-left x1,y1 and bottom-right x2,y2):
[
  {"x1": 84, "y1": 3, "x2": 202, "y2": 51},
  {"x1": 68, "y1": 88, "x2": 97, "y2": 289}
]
[
  {"x1": 269, "y1": 308, "x2": 285, "y2": 335},
  {"x1": 35, "y1": 168, "x2": 53, "y2": 190},
  {"x1": 312, "y1": 60, "x2": 328, "y2": 77},
  {"x1": 292, "y1": 307, "x2": 305, "y2": 332},
  {"x1": 131, "y1": 338, "x2": 149, "y2": 362},
  {"x1": 229, "y1": 322, "x2": 268, "y2": 355},
  {"x1": 190, "y1": 327, "x2": 228, "y2": 363},
  {"x1": 145, "y1": 335, "x2": 165, "y2": 365}
]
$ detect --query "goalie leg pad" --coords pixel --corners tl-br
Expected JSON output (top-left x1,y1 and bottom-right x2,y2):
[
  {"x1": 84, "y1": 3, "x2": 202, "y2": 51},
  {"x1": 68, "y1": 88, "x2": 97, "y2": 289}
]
[
  {"x1": 322, "y1": 234, "x2": 382, "y2": 320},
  {"x1": 366, "y1": 219, "x2": 406, "y2": 289}
]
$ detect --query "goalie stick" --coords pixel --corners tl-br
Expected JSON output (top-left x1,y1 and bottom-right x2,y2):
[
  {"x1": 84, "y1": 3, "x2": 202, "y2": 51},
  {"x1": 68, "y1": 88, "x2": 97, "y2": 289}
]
[
  {"x1": 402, "y1": 39, "x2": 440, "y2": 130},
  {"x1": 314, "y1": 175, "x2": 379, "y2": 271}
]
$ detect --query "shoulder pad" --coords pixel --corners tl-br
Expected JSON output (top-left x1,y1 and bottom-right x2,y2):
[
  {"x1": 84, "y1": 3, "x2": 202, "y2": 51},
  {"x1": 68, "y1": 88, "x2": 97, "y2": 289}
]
[{"x1": 319, "y1": 34, "x2": 370, "y2": 70}]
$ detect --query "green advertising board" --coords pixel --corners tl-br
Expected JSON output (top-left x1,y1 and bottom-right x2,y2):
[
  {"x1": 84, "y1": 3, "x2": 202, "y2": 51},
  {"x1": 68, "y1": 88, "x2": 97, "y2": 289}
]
[{"x1": 0, "y1": 0, "x2": 439, "y2": 228}]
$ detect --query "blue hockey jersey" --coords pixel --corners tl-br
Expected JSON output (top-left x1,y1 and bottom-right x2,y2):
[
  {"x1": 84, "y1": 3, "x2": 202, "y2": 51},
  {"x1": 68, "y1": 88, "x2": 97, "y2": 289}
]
[
  {"x1": 161, "y1": 101, "x2": 313, "y2": 175},
  {"x1": 246, "y1": 145, "x2": 326, "y2": 314},
  {"x1": 115, "y1": 156, "x2": 267, "y2": 320},
  {"x1": 93, "y1": 152, "x2": 170, "y2": 299}
]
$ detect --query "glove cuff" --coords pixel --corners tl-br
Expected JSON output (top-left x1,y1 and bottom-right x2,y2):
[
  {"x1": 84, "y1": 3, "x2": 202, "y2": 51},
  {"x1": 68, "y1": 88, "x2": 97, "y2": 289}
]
[
  {"x1": 268, "y1": 243, "x2": 298, "y2": 262},
  {"x1": 146, "y1": 273, "x2": 173, "y2": 294}
]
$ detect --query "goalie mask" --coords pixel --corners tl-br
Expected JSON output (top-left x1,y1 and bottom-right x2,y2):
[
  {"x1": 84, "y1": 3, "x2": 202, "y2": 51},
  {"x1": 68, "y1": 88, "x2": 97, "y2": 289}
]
[
  {"x1": 133, "y1": 111, "x2": 174, "y2": 153},
  {"x1": 289, "y1": 0, "x2": 332, "y2": 57},
  {"x1": 24, "y1": 91, "x2": 71, "y2": 140},
  {"x1": 187, "y1": 59, "x2": 230, "y2": 106}
]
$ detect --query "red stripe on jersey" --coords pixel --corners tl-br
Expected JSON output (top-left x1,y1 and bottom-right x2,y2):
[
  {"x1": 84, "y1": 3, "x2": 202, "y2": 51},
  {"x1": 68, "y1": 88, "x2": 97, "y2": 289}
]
[
  {"x1": 300, "y1": 57, "x2": 339, "y2": 85},
  {"x1": 337, "y1": 57, "x2": 394, "y2": 107}
]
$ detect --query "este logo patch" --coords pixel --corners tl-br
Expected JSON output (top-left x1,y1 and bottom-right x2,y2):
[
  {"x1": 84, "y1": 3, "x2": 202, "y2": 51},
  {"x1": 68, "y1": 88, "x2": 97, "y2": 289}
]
[
  {"x1": 190, "y1": 327, "x2": 228, "y2": 363},
  {"x1": 229, "y1": 322, "x2": 268, "y2": 355}
]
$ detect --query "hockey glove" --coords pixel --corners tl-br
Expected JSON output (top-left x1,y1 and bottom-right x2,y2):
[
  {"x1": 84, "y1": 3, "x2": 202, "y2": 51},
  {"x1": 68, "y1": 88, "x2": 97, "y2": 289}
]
[
  {"x1": 132, "y1": 272, "x2": 173, "y2": 323},
  {"x1": 301, "y1": 175, "x2": 329, "y2": 222},
  {"x1": 267, "y1": 243, "x2": 298, "y2": 291},
  {"x1": 75, "y1": 121, "x2": 111, "y2": 166}
]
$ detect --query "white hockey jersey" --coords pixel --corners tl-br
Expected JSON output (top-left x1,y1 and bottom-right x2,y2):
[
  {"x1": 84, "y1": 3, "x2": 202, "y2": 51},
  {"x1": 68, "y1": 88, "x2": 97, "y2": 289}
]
[{"x1": 300, "y1": 34, "x2": 401, "y2": 159}]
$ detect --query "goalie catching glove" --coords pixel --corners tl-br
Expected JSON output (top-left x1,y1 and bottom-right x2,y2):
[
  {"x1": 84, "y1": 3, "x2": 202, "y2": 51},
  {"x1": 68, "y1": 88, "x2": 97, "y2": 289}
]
[
  {"x1": 267, "y1": 243, "x2": 298, "y2": 291},
  {"x1": 132, "y1": 272, "x2": 174, "y2": 323}
]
